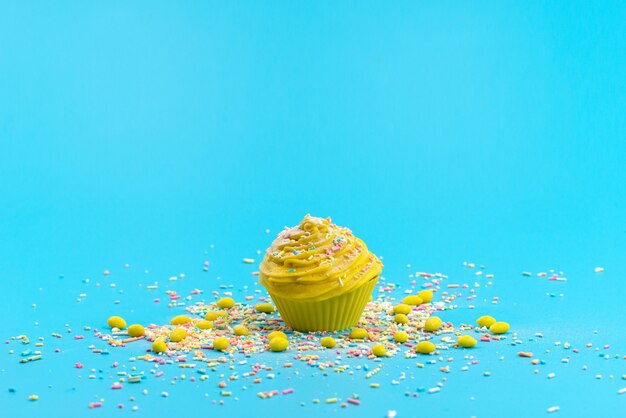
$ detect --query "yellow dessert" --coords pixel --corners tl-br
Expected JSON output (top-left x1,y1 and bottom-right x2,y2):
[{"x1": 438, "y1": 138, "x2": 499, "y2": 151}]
[{"x1": 259, "y1": 215, "x2": 383, "y2": 331}]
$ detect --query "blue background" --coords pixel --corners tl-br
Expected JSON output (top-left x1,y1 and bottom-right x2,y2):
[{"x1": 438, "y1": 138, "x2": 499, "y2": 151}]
[{"x1": 1, "y1": 2, "x2": 625, "y2": 417}]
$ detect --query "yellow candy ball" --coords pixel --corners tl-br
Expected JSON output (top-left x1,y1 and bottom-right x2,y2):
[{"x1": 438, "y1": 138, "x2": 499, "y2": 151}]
[
  {"x1": 489, "y1": 321, "x2": 510, "y2": 334},
  {"x1": 320, "y1": 336, "x2": 336, "y2": 348},
  {"x1": 170, "y1": 315, "x2": 192, "y2": 325},
  {"x1": 394, "y1": 314, "x2": 409, "y2": 324},
  {"x1": 205, "y1": 311, "x2": 228, "y2": 321},
  {"x1": 393, "y1": 331, "x2": 409, "y2": 343},
  {"x1": 107, "y1": 316, "x2": 126, "y2": 329},
  {"x1": 393, "y1": 304, "x2": 411, "y2": 315},
  {"x1": 424, "y1": 316, "x2": 443, "y2": 332},
  {"x1": 403, "y1": 295, "x2": 423, "y2": 306},
  {"x1": 269, "y1": 337, "x2": 289, "y2": 352},
  {"x1": 418, "y1": 289, "x2": 433, "y2": 303},
  {"x1": 268, "y1": 331, "x2": 288, "y2": 340},
  {"x1": 415, "y1": 341, "x2": 436, "y2": 354},
  {"x1": 217, "y1": 297, "x2": 235, "y2": 309},
  {"x1": 477, "y1": 315, "x2": 497, "y2": 328},
  {"x1": 195, "y1": 320, "x2": 214, "y2": 330},
  {"x1": 169, "y1": 328, "x2": 187, "y2": 342},
  {"x1": 233, "y1": 325, "x2": 249, "y2": 336},
  {"x1": 213, "y1": 337, "x2": 230, "y2": 351},
  {"x1": 254, "y1": 303, "x2": 275, "y2": 314},
  {"x1": 372, "y1": 344, "x2": 387, "y2": 357},
  {"x1": 349, "y1": 328, "x2": 368, "y2": 339},
  {"x1": 457, "y1": 335, "x2": 477, "y2": 348},
  {"x1": 152, "y1": 339, "x2": 167, "y2": 353},
  {"x1": 127, "y1": 324, "x2": 145, "y2": 337}
]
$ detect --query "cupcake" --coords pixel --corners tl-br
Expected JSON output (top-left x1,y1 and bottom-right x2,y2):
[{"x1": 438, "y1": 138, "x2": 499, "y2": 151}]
[{"x1": 259, "y1": 215, "x2": 383, "y2": 332}]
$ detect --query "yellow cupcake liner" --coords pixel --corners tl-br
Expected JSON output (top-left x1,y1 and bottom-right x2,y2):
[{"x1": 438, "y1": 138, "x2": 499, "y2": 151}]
[{"x1": 269, "y1": 276, "x2": 379, "y2": 332}]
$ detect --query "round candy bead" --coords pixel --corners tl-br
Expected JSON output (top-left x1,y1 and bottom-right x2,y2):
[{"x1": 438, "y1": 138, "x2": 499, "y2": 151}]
[
  {"x1": 489, "y1": 321, "x2": 510, "y2": 334},
  {"x1": 269, "y1": 337, "x2": 289, "y2": 352},
  {"x1": 349, "y1": 328, "x2": 368, "y2": 339},
  {"x1": 107, "y1": 316, "x2": 126, "y2": 329},
  {"x1": 217, "y1": 297, "x2": 235, "y2": 309},
  {"x1": 205, "y1": 311, "x2": 228, "y2": 321},
  {"x1": 402, "y1": 295, "x2": 423, "y2": 306},
  {"x1": 393, "y1": 304, "x2": 411, "y2": 315},
  {"x1": 127, "y1": 324, "x2": 145, "y2": 337},
  {"x1": 233, "y1": 325, "x2": 249, "y2": 336},
  {"x1": 477, "y1": 315, "x2": 497, "y2": 328},
  {"x1": 415, "y1": 341, "x2": 436, "y2": 354},
  {"x1": 424, "y1": 316, "x2": 443, "y2": 332},
  {"x1": 213, "y1": 337, "x2": 230, "y2": 351},
  {"x1": 457, "y1": 335, "x2": 477, "y2": 348},
  {"x1": 417, "y1": 290, "x2": 433, "y2": 303},
  {"x1": 170, "y1": 315, "x2": 192, "y2": 325},
  {"x1": 254, "y1": 303, "x2": 275, "y2": 314},
  {"x1": 169, "y1": 328, "x2": 187, "y2": 342},
  {"x1": 320, "y1": 337, "x2": 336, "y2": 348},
  {"x1": 393, "y1": 331, "x2": 409, "y2": 343},
  {"x1": 268, "y1": 331, "x2": 287, "y2": 341},
  {"x1": 372, "y1": 344, "x2": 387, "y2": 357},
  {"x1": 394, "y1": 314, "x2": 409, "y2": 324},
  {"x1": 195, "y1": 320, "x2": 214, "y2": 330},
  {"x1": 152, "y1": 339, "x2": 166, "y2": 353}
]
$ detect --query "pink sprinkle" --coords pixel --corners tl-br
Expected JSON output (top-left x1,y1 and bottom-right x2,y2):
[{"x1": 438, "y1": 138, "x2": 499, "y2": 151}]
[
  {"x1": 74, "y1": 335, "x2": 84, "y2": 340},
  {"x1": 347, "y1": 398, "x2": 361, "y2": 405},
  {"x1": 111, "y1": 383, "x2": 122, "y2": 390},
  {"x1": 112, "y1": 362, "x2": 119, "y2": 368},
  {"x1": 75, "y1": 362, "x2": 83, "y2": 369},
  {"x1": 282, "y1": 388, "x2": 294, "y2": 395},
  {"x1": 103, "y1": 270, "x2": 110, "y2": 275},
  {"x1": 118, "y1": 404, "x2": 124, "y2": 409},
  {"x1": 89, "y1": 402, "x2": 102, "y2": 409},
  {"x1": 156, "y1": 372, "x2": 164, "y2": 377}
]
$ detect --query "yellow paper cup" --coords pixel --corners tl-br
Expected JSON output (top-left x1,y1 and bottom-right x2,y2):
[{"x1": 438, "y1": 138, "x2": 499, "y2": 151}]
[{"x1": 269, "y1": 276, "x2": 379, "y2": 332}]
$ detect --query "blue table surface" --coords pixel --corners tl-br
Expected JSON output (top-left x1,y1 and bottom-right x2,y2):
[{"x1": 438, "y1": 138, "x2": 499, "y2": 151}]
[{"x1": 1, "y1": 2, "x2": 625, "y2": 417}]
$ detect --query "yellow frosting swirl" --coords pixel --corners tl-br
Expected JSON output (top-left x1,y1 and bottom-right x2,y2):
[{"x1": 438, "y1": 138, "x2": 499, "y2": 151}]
[{"x1": 259, "y1": 215, "x2": 383, "y2": 302}]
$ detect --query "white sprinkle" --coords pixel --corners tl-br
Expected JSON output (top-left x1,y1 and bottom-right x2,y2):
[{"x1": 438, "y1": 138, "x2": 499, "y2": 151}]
[
  {"x1": 428, "y1": 387, "x2": 440, "y2": 394},
  {"x1": 547, "y1": 373, "x2": 556, "y2": 379},
  {"x1": 338, "y1": 278, "x2": 344, "y2": 287},
  {"x1": 618, "y1": 387, "x2": 626, "y2": 394},
  {"x1": 547, "y1": 405, "x2": 560, "y2": 413}
]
